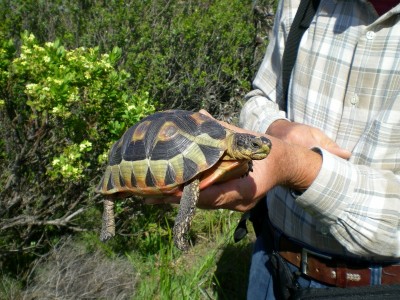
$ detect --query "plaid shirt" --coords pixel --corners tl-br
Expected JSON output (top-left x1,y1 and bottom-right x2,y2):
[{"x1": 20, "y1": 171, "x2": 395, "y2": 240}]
[{"x1": 239, "y1": 0, "x2": 400, "y2": 258}]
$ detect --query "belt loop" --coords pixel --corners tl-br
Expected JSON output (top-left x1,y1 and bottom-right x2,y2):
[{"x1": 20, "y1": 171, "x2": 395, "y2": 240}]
[
  {"x1": 335, "y1": 263, "x2": 348, "y2": 287},
  {"x1": 370, "y1": 265, "x2": 382, "y2": 285}
]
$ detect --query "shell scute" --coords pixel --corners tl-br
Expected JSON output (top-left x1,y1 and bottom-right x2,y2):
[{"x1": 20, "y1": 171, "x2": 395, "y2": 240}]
[
  {"x1": 198, "y1": 120, "x2": 227, "y2": 140},
  {"x1": 182, "y1": 156, "x2": 199, "y2": 182},
  {"x1": 145, "y1": 168, "x2": 157, "y2": 187},
  {"x1": 150, "y1": 133, "x2": 192, "y2": 161},
  {"x1": 197, "y1": 144, "x2": 225, "y2": 166},
  {"x1": 129, "y1": 170, "x2": 137, "y2": 188},
  {"x1": 108, "y1": 140, "x2": 123, "y2": 166},
  {"x1": 165, "y1": 163, "x2": 176, "y2": 186},
  {"x1": 123, "y1": 139, "x2": 146, "y2": 161},
  {"x1": 106, "y1": 173, "x2": 114, "y2": 191}
]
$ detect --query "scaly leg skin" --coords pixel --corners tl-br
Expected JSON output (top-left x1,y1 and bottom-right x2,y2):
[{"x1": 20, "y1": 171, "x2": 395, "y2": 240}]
[
  {"x1": 100, "y1": 198, "x2": 116, "y2": 242},
  {"x1": 173, "y1": 178, "x2": 200, "y2": 251}
]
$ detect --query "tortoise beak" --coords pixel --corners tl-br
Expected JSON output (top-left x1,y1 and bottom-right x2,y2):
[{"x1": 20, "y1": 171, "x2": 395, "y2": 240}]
[
  {"x1": 260, "y1": 136, "x2": 272, "y2": 149},
  {"x1": 252, "y1": 136, "x2": 271, "y2": 159}
]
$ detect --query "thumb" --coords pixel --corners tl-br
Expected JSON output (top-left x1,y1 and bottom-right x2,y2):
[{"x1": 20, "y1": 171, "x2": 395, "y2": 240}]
[
  {"x1": 199, "y1": 109, "x2": 213, "y2": 117},
  {"x1": 326, "y1": 143, "x2": 352, "y2": 159}
]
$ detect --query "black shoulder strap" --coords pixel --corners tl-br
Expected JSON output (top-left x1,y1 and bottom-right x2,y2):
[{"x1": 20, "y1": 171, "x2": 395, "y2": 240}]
[
  {"x1": 234, "y1": 0, "x2": 320, "y2": 243},
  {"x1": 281, "y1": 0, "x2": 320, "y2": 110}
]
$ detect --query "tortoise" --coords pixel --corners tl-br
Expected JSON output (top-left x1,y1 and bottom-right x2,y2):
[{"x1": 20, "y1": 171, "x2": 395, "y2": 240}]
[{"x1": 96, "y1": 110, "x2": 272, "y2": 251}]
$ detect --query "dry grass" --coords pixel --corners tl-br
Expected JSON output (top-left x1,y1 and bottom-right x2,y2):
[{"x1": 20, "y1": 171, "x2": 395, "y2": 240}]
[{"x1": 23, "y1": 237, "x2": 137, "y2": 300}]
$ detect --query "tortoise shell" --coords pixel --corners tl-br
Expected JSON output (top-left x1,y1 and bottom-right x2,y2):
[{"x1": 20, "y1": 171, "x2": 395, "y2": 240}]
[{"x1": 96, "y1": 110, "x2": 248, "y2": 198}]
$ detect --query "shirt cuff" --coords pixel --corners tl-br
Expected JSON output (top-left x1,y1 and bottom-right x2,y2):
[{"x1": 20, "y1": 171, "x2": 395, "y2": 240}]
[{"x1": 295, "y1": 148, "x2": 356, "y2": 224}]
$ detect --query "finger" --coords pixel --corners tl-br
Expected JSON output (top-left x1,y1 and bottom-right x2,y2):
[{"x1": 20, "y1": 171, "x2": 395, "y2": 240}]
[
  {"x1": 144, "y1": 198, "x2": 164, "y2": 205},
  {"x1": 327, "y1": 145, "x2": 352, "y2": 159},
  {"x1": 199, "y1": 109, "x2": 212, "y2": 117},
  {"x1": 197, "y1": 176, "x2": 260, "y2": 212},
  {"x1": 312, "y1": 130, "x2": 351, "y2": 160},
  {"x1": 321, "y1": 138, "x2": 352, "y2": 159},
  {"x1": 144, "y1": 196, "x2": 180, "y2": 205}
]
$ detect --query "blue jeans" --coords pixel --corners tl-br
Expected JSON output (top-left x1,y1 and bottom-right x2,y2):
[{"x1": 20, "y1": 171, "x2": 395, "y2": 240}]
[{"x1": 247, "y1": 235, "x2": 329, "y2": 300}]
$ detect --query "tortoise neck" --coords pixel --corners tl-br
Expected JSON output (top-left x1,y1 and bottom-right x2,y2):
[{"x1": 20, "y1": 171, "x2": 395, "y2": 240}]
[{"x1": 225, "y1": 133, "x2": 253, "y2": 160}]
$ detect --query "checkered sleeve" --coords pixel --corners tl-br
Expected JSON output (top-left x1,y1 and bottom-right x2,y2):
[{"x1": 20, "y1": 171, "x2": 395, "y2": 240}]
[{"x1": 297, "y1": 148, "x2": 400, "y2": 257}]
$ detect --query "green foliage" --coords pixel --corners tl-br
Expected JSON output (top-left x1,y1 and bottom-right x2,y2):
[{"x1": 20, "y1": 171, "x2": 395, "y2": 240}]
[
  {"x1": 0, "y1": 33, "x2": 15, "y2": 161},
  {"x1": 0, "y1": 0, "x2": 271, "y2": 120},
  {"x1": 127, "y1": 0, "x2": 256, "y2": 113},
  {"x1": 0, "y1": 31, "x2": 155, "y2": 274},
  {"x1": 48, "y1": 140, "x2": 92, "y2": 181},
  {"x1": 7, "y1": 32, "x2": 154, "y2": 183},
  {"x1": 0, "y1": 33, "x2": 14, "y2": 91},
  {"x1": 5, "y1": 31, "x2": 154, "y2": 179}
]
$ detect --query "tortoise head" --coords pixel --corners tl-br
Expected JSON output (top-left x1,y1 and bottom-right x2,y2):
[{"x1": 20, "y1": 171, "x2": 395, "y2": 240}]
[{"x1": 226, "y1": 133, "x2": 272, "y2": 160}]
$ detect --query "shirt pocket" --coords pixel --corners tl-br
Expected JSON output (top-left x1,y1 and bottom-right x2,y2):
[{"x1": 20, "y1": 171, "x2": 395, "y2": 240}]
[{"x1": 352, "y1": 120, "x2": 400, "y2": 172}]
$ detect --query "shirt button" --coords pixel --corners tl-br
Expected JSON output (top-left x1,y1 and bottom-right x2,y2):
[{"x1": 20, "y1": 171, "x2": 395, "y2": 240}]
[
  {"x1": 366, "y1": 31, "x2": 375, "y2": 40},
  {"x1": 350, "y1": 94, "x2": 359, "y2": 105},
  {"x1": 320, "y1": 226, "x2": 329, "y2": 235}
]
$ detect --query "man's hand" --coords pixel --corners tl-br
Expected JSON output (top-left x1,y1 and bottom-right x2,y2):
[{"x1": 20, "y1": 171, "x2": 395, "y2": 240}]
[{"x1": 267, "y1": 119, "x2": 351, "y2": 159}]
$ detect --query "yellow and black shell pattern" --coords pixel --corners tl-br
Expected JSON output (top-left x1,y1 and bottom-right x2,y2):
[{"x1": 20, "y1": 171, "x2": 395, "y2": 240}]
[{"x1": 96, "y1": 110, "x2": 229, "y2": 197}]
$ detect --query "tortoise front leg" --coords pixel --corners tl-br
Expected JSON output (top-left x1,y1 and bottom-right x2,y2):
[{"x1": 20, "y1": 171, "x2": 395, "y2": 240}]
[
  {"x1": 173, "y1": 178, "x2": 200, "y2": 251},
  {"x1": 100, "y1": 198, "x2": 115, "y2": 242}
]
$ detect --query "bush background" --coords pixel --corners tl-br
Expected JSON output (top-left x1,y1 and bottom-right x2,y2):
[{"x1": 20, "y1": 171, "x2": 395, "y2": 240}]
[{"x1": 0, "y1": 0, "x2": 275, "y2": 298}]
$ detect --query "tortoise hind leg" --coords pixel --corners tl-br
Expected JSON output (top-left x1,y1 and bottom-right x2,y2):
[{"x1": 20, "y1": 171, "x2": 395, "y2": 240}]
[
  {"x1": 100, "y1": 198, "x2": 116, "y2": 242},
  {"x1": 173, "y1": 178, "x2": 200, "y2": 251}
]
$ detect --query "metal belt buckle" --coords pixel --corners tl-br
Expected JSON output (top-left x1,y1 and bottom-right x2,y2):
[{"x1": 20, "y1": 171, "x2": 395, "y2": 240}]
[{"x1": 301, "y1": 248, "x2": 332, "y2": 275}]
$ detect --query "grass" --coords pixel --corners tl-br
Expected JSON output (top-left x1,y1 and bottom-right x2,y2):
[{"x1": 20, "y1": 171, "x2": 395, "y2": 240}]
[
  {"x1": 3, "y1": 207, "x2": 255, "y2": 300},
  {"x1": 128, "y1": 209, "x2": 254, "y2": 299},
  {"x1": 0, "y1": 275, "x2": 23, "y2": 300}
]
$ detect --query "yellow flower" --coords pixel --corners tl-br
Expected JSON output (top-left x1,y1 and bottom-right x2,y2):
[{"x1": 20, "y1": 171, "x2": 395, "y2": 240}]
[{"x1": 52, "y1": 158, "x2": 61, "y2": 166}]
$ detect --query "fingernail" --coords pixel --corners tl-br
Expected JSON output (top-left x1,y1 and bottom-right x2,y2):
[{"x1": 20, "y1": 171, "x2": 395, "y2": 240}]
[{"x1": 144, "y1": 198, "x2": 159, "y2": 205}]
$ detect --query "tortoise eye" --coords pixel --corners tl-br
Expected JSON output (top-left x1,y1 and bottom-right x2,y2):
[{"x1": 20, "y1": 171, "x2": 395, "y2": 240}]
[
  {"x1": 236, "y1": 139, "x2": 245, "y2": 147},
  {"x1": 251, "y1": 142, "x2": 260, "y2": 149}
]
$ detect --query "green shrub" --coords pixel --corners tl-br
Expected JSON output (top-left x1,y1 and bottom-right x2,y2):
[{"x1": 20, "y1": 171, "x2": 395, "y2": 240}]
[
  {"x1": 0, "y1": 32, "x2": 155, "y2": 275},
  {"x1": 9, "y1": 33, "x2": 154, "y2": 182},
  {"x1": 0, "y1": 0, "x2": 271, "y2": 120}
]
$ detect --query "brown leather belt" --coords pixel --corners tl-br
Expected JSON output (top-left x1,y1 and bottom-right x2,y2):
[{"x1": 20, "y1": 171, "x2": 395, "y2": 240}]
[{"x1": 278, "y1": 235, "x2": 400, "y2": 287}]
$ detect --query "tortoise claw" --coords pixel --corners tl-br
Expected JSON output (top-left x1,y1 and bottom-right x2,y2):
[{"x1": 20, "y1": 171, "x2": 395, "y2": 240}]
[
  {"x1": 100, "y1": 230, "x2": 115, "y2": 242},
  {"x1": 241, "y1": 161, "x2": 253, "y2": 178},
  {"x1": 247, "y1": 160, "x2": 254, "y2": 173}
]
